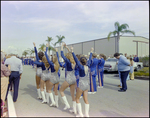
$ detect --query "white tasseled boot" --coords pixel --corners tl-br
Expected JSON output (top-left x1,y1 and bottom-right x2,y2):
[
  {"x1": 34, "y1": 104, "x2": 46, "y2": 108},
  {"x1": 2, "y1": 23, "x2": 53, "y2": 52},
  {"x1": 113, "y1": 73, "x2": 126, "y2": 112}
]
[
  {"x1": 41, "y1": 91, "x2": 47, "y2": 104},
  {"x1": 49, "y1": 93, "x2": 56, "y2": 107},
  {"x1": 46, "y1": 92, "x2": 49, "y2": 104},
  {"x1": 62, "y1": 96, "x2": 70, "y2": 110},
  {"x1": 69, "y1": 101, "x2": 77, "y2": 114},
  {"x1": 84, "y1": 103, "x2": 89, "y2": 117},
  {"x1": 76, "y1": 103, "x2": 83, "y2": 117},
  {"x1": 37, "y1": 89, "x2": 42, "y2": 99},
  {"x1": 55, "y1": 95, "x2": 59, "y2": 108}
]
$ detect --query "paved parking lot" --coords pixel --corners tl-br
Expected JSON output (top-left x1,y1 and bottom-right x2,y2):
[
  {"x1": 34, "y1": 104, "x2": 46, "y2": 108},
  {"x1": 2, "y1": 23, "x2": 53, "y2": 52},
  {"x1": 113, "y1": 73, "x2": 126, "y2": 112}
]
[{"x1": 13, "y1": 65, "x2": 149, "y2": 117}]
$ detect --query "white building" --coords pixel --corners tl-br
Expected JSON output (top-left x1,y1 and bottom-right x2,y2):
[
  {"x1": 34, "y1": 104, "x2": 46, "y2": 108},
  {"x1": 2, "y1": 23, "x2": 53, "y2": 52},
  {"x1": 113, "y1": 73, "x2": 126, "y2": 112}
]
[{"x1": 53, "y1": 36, "x2": 149, "y2": 57}]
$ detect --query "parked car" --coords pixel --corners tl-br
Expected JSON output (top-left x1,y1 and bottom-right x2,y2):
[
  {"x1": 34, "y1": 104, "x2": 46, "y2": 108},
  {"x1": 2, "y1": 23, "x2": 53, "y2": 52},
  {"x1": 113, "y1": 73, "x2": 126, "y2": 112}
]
[
  {"x1": 104, "y1": 58, "x2": 118, "y2": 72},
  {"x1": 104, "y1": 58, "x2": 142, "y2": 72},
  {"x1": 134, "y1": 62, "x2": 143, "y2": 71}
]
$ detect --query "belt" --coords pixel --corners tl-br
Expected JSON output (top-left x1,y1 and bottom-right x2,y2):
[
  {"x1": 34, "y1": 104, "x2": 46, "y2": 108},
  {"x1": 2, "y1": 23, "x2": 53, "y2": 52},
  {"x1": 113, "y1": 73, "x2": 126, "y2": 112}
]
[{"x1": 11, "y1": 71, "x2": 19, "y2": 73}]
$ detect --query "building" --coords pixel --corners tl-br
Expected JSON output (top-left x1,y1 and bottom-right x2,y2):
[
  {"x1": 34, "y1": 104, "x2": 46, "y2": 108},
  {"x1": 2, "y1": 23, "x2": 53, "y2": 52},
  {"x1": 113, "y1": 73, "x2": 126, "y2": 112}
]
[{"x1": 53, "y1": 36, "x2": 149, "y2": 57}]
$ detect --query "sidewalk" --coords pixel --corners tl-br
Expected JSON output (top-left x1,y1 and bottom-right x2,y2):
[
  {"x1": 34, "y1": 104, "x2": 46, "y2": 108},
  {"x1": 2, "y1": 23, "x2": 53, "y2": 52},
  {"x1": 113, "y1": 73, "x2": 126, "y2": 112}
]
[{"x1": 13, "y1": 65, "x2": 149, "y2": 117}]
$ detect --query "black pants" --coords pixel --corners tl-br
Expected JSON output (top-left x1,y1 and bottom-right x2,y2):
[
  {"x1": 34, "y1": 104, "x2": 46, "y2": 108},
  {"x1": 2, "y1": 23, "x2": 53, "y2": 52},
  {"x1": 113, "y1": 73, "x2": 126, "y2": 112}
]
[
  {"x1": 5, "y1": 71, "x2": 20, "y2": 102},
  {"x1": 120, "y1": 70, "x2": 130, "y2": 91}
]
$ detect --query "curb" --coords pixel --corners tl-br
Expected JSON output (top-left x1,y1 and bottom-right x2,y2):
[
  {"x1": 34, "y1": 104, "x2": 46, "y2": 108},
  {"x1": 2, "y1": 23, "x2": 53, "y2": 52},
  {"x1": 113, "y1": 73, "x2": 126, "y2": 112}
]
[
  {"x1": 7, "y1": 91, "x2": 17, "y2": 117},
  {"x1": 134, "y1": 76, "x2": 149, "y2": 80}
]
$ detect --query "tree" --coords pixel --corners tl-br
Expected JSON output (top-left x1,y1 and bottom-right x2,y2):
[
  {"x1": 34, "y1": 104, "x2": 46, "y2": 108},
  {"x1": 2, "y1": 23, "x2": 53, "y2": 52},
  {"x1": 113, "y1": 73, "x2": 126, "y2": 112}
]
[
  {"x1": 27, "y1": 48, "x2": 35, "y2": 57},
  {"x1": 48, "y1": 45, "x2": 56, "y2": 52},
  {"x1": 107, "y1": 21, "x2": 135, "y2": 53},
  {"x1": 39, "y1": 43, "x2": 46, "y2": 52},
  {"x1": 46, "y1": 36, "x2": 53, "y2": 56},
  {"x1": 22, "y1": 50, "x2": 28, "y2": 57},
  {"x1": 54, "y1": 35, "x2": 65, "y2": 46}
]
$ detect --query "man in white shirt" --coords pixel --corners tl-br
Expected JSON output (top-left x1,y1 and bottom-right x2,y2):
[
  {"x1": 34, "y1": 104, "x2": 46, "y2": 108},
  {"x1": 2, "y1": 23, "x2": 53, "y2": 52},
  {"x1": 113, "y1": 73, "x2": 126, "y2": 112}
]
[{"x1": 4, "y1": 53, "x2": 23, "y2": 102}]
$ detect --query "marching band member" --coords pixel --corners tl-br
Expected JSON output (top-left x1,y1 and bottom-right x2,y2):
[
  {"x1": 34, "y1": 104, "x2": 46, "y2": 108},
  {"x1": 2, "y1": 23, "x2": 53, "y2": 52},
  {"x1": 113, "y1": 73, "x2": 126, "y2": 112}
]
[{"x1": 97, "y1": 54, "x2": 106, "y2": 88}]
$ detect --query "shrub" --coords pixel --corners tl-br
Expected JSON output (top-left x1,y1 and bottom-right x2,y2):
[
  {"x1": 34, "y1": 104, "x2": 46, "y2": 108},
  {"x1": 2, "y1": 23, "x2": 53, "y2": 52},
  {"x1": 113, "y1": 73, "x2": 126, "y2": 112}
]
[{"x1": 134, "y1": 67, "x2": 149, "y2": 76}]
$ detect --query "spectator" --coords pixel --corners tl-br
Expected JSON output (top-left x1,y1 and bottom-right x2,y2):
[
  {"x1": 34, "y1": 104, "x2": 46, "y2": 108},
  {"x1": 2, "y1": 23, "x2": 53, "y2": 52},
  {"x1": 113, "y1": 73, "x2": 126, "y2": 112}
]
[
  {"x1": 114, "y1": 53, "x2": 130, "y2": 92},
  {"x1": 124, "y1": 53, "x2": 127, "y2": 58},
  {"x1": 126, "y1": 57, "x2": 130, "y2": 81},
  {"x1": 1, "y1": 51, "x2": 11, "y2": 101},
  {"x1": 130, "y1": 57, "x2": 134, "y2": 80},
  {"x1": 4, "y1": 53, "x2": 23, "y2": 102},
  {"x1": 133, "y1": 55, "x2": 139, "y2": 62},
  {"x1": 1, "y1": 51, "x2": 11, "y2": 117}
]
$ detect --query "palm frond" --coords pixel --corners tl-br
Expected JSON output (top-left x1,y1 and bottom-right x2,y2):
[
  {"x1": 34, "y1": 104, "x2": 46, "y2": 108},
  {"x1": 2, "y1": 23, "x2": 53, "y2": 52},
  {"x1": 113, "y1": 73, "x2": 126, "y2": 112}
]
[
  {"x1": 55, "y1": 35, "x2": 65, "y2": 46},
  {"x1": 46, "y1": 36, "x2": 53, "y2": 42},
  {"x1": 121, "y1": 30, "x2": 135, "y2": 36},
  {"x1": 107, "y1": 31, "x2": 117, "y2": 41},
  {"x1": 120, "y1": 23, "x2": 129, "y2": 31},
  {"x1": 114, "y1": 21, "x2": 120, "y2": 31},
  {"x1": 48, "y1": 46, "x2": 56, "y2": 52},
  {"x1": 39, "y1": 43, "x2": 46, "y2": 51}
]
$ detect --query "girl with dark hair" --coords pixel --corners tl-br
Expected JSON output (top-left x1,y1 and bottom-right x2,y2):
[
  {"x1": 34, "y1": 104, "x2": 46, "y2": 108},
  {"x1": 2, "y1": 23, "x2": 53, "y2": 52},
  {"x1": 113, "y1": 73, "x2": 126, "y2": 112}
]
[
  {"x1": 44, "y1": 44, "x2": 60, "y2": 107},
  {"x1": 59, "y1": 42, "x2": 76, "y2": 113},
  {"x1": 71, "y1": 46, "x2": 92, "y2": 117},
  {"x1": 97, "y1": 54, "x2": 106, "y2": 88},
  {"x1": 33, "y1": 42, "x2": 49, "y2": 103}
]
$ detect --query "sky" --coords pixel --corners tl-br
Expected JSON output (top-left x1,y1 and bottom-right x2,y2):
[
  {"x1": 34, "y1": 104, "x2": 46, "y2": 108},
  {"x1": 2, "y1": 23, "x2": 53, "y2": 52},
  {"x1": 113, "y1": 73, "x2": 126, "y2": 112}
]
[{"x1": 1, "y1": 1, "x2": 149, "y2": 56}]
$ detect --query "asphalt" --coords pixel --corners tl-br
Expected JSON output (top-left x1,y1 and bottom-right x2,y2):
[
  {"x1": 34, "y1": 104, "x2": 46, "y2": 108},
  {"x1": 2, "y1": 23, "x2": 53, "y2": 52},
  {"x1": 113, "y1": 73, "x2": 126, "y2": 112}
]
[{"x1": 13, "y1": 65, "x2": 149, "y2": 117}]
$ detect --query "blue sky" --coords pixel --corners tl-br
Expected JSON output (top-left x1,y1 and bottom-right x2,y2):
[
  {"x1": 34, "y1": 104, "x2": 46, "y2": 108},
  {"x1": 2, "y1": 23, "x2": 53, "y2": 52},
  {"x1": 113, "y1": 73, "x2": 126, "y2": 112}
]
[{"x1": 1, "y1": 1, "x2": 149, "y2": 56}]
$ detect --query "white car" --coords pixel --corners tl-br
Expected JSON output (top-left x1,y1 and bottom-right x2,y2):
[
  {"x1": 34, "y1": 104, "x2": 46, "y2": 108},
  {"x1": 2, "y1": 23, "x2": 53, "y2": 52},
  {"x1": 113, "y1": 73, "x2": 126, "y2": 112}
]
[
  {"x1": 104, "y1": 58, "x2": 118, "y2": 72},
  {"x1": 104, "y1": 58, "x2": 140, "y2": 72}
]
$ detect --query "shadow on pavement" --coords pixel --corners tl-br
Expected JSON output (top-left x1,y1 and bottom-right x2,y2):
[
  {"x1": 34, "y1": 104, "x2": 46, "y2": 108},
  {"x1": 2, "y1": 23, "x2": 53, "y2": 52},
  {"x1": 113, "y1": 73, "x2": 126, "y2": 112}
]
[
  {"x1": 100, "y1": 110, "x2": 125, "y2": 117},
  {"x1": 100, "y1": 84, "x2": 119, "y2": 91},
  {"x1": 20, "y1": 84, "x2": 38, "y2": 101},
  {"x1": 104, "y1": 82, "x2": 118, "y2": 87}
]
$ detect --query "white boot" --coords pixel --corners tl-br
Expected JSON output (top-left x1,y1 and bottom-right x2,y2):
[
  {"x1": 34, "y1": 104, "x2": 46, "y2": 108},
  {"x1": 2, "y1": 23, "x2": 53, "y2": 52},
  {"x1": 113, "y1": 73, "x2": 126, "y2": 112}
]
[
  {"x1": 37, "y1": 89, "x2": 42, "y2": 99},
  {"x1": 84, "y1": 104, "x2": 89, "y2": 117},
  {"x1": 55, "y1": 95, "x2": 59, "y2": 108},
  {"x1": 44, "y1": 87, "x2": 46, "y2": 95},
  {"x1": 49, "y1": 93, "x2": 56, "y2": 107},
  {"x1": 62, "y1": 96, "x2": 70, "y2": 110},
  {"x1": 69, "y1": 101, "x2": 77, "y2": 114},
  {"x1": 41, "y1": 91, "x2": 47, "y2": 104},
  {"x1": 76, "y1": 103, "x2": 83, "y2": 117},
  {"x1": 46, "y1": 92, "x2": 49, "y2": 104}
]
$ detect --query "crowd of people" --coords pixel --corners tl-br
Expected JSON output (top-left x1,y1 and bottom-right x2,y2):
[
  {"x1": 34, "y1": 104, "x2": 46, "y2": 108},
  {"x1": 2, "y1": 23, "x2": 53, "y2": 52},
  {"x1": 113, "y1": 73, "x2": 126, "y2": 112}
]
[{"x1": 1, "y1": 43, "x2": 138, "y2": 117}]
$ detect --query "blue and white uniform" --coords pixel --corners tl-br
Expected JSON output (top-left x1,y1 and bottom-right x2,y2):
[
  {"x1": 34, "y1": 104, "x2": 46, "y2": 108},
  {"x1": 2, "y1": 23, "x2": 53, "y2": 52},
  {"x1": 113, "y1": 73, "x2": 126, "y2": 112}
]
[
  {"x1": 97, "y1": 58, "x2": 105, "y2": 87},
  {"x1": 87, "y1": 53, "x2": 98, "y2": 92}
]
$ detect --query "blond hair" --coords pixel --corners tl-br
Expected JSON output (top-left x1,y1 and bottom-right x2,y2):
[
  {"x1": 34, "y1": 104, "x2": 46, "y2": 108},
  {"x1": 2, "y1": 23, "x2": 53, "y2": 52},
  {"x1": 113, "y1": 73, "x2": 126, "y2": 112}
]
[
  {"x1": 42, "y1": 56, "x2": 50, "y2": 69},
  {"x1": 52, "y1": 55, "x2": 60, "y2": 73},
  {"x1": 66, "y1": 52, "x2": 76, "y2": 68}
]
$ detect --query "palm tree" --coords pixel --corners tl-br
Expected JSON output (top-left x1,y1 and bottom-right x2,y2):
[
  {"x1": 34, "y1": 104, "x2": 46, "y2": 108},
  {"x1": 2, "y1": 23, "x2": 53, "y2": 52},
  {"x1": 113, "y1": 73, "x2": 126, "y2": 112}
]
[
  {"x1": 107, "y1": 21, "x2": 135, "y2": 53},
  {"x1": 39, "y1": 43, "x2": 46, "y2": 52},
  {"x1": 54, "y1": 35, "x2": 65, "y2": 47},
  {"x1": 22, "y1": 50, "x2": 28, "y2": 57},
  {"x1": 27, "y1": 48, "x2": 35, "y2": 57},
  {"x1": 48, "y1": 45, "x2": 56, "y2": 52},
  {"x1": 46, "y1": 36, "x2": 53, "y2": 56}
]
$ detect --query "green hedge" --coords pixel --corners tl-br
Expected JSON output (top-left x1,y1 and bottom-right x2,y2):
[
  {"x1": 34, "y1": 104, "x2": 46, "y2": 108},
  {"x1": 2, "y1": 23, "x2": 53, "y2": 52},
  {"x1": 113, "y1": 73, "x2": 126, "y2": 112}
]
[
  {"x1": 134, "y1": 67, "x2": 149, "y2": 76},
  {"x1": 139, "y1": 56, "x2": 149, "y2": 67}
]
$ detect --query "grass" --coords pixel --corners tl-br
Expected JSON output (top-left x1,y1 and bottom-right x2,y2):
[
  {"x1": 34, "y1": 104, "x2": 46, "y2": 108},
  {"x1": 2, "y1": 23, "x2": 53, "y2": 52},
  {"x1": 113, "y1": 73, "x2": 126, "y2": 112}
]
[{"x1": 134, "y1": 67, "x2": 149, "y2": 77}]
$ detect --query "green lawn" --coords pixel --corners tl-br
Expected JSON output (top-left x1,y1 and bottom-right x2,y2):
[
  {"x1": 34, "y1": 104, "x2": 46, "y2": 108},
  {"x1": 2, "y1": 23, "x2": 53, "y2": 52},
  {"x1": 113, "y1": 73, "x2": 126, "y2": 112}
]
[{"x1": 134, "y1": 67, "x2": 149, "y2": 76}]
